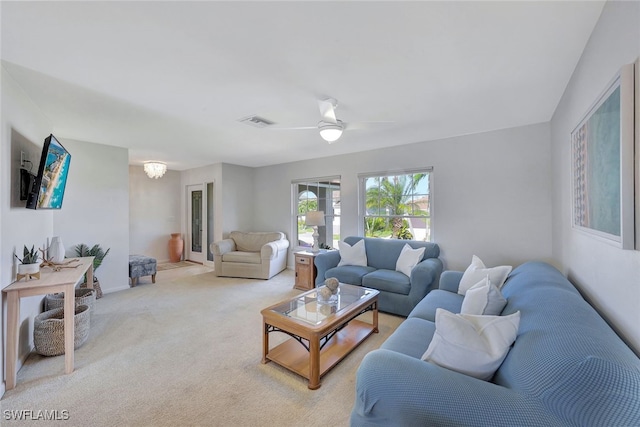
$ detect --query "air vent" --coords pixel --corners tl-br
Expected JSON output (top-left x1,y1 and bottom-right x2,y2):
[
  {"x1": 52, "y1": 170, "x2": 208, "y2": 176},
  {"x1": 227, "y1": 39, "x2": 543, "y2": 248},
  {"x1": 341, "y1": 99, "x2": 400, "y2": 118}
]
[{"x1": 238, "y1": 115, "x2": 274, "y2": 128}]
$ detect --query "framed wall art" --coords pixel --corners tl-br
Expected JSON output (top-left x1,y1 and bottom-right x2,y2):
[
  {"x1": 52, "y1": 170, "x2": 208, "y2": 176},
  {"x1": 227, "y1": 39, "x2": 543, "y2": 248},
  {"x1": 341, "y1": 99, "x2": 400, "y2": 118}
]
[
  {"x1": 571, "y1": 62, "x2": 635, "y2": 249},
  {"x1": 635, "y1": 57, "x2": 640, "y2": 250}
]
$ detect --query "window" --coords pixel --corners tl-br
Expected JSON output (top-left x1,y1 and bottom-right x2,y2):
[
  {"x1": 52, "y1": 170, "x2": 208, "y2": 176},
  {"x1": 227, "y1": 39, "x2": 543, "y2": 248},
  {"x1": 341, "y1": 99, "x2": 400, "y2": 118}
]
[
  {"x1": 293, "y1": 177, "x2": 341, "y2": 249},
  {"x1": 360, "y1": 169, "x2": 432, "y2": 241}
]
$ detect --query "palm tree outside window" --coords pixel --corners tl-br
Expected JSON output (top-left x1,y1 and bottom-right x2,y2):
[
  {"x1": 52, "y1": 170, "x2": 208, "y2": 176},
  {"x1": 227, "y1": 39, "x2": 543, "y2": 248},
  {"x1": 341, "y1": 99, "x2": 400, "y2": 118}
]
[{"x1": 360, "y1": 169, "x2": 432, "y2": 241}]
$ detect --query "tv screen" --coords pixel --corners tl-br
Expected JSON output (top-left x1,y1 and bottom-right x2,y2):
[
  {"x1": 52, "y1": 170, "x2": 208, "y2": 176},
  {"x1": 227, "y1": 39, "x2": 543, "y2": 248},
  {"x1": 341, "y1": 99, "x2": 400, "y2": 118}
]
[{"x1": 26, "y1": 134, "x2": 71, "y2": 210}]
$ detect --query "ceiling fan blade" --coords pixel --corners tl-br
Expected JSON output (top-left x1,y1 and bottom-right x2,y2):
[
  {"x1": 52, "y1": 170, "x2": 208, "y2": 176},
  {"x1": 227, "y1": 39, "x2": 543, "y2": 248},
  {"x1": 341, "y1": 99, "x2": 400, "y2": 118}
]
[
  {"x1": 318, "y1": 98, "x2": 338, "y2": 124},
  {"x1": 268, "y1": 125, "x2": 317, "y2": 130},
  {"x1": 345, "y1": 121, "x2": 395, "y2": 131}
]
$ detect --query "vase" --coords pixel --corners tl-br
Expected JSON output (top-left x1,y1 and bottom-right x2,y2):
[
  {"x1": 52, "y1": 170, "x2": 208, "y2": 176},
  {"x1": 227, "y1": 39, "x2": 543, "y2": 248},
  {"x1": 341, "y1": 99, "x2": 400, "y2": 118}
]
[
  {"x1": 18, "y1": 263, "x2": 40, "y2": 281},
  {"x1": 168, "y1": 233, "x2": 184, "y2": 262},
  {"x1": 49, "y1": 236, "x2": 65, "y2": 263}
]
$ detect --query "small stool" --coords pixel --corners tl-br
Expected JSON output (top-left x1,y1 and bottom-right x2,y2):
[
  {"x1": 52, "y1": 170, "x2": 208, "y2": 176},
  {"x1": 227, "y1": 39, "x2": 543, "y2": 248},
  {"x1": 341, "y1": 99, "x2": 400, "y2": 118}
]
[{"x1": 129, "y1": 255, "x2": 157, "y2": 287}]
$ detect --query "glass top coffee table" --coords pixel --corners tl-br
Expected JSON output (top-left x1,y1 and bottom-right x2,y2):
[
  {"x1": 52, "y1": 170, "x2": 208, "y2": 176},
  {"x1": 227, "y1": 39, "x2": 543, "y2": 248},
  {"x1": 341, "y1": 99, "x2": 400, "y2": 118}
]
[{"x1": 261, "y1": 283, "x2": 379, "y2": 389}]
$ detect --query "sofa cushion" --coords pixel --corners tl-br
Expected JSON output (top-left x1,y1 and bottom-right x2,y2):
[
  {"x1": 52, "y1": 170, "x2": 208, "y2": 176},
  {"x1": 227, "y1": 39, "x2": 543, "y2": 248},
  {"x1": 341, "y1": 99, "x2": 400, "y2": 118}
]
[
  {"x1": 325, "y1": 265, "x2": 375, "y2": 285},
  {"x1": 422, "y1": 309, "x2": 520, "y2": 381},
  {"x1": 396, "y1": 244, "x2": 426, "y2": 277},
  {"x1": 458, "y1": 255, "x2": 512, "y2": 295},
  {"x1": 541, "y1": 356, "x2": 640, "y2": 426},
  {"x1": 230, "y1": 231, "x2": 283, "y2": 252},
  {"x1": 343, "y1": 236, "x2": 439, "y2": 270},
  {"x1": 380, "y1": 317, "x2": 436, "y2": 359},
  {"x1": 409, "y1": 289, "x2": 464, "y2": 322},
  {"x1": 494, "y1": 262, "x2": 640, "y2": 394},
  {"x1": 222, "y1": 251, "x2": 262, "y2": 264},
  {"x1": 460, "y1": 277, "x2": 507, "y2": 315},
  {"x1": 338, "y1": 239, "x2": 367, "y2": 266},
  {"x1": 362, "y1": 269, "x2": 411, "y2": 295}
]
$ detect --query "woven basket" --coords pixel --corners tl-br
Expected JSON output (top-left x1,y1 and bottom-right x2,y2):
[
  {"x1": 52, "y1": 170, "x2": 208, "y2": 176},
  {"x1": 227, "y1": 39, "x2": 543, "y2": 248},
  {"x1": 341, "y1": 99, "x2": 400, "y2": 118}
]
[
  {"x1": 80, "y1": 277, "x2": 103, "y2": 299},
  {"x1": 33, "y1": 305, "x2": 91, "y2": 357},
  {"x1": 45, "y1": 288, "x2": 96, "y2": 319}
]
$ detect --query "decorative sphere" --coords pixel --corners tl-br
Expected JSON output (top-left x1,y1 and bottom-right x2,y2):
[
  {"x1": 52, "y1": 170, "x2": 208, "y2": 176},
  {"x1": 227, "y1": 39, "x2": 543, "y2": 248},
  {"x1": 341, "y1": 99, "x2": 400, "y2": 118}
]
[
  {"x1": 319, "y1": 304, "x2": 333, "y2": 315},
  {"x1": 325, "y1": 277, "x2": 339, "y2": 294},
  {"x1": 318, "y1": 286, "x2": 333, "y2": 300}
]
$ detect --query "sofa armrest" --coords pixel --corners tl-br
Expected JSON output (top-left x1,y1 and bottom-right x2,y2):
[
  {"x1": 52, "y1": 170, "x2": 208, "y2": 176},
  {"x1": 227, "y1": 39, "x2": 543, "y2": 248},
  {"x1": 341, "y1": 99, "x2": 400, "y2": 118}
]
[
  {"x1": 314, "y1": 250, "x2": 341, "y2": 285},
  {"x1": 408, "y1": 257, "x2": 443, "y2": 302},
  {"x1": 210, "y1": 239, "x2": 235, "y2": 256},
  {"x1": 261, "y1": 239, "x2": 290, "y2": 260},
  {"x1": 439, "y1": 270, "x2": 464, "y2": 293},
  {"x1": 351, "y1": 349, "x2": 560, "y2": 427}
]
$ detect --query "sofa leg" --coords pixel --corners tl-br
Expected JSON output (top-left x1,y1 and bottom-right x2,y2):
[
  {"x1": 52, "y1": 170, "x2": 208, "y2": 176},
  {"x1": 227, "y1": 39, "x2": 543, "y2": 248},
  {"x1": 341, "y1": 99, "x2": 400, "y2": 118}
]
[
  {"x1": 131, "y1": 277, "x2": 137, "y2": 287},
  {"x1": 152, "y1": 274, "x2": 156, "y2": 284}
]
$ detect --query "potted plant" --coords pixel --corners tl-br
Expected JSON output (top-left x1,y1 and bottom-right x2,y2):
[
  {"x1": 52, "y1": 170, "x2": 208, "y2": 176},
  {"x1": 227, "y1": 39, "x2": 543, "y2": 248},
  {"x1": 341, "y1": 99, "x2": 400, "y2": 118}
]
[
  {"x1": 15, "y1": 245, "x2": 41, "y2": 280},
  {"x1": 74, "y1": 243, "x2": 110, "y2": 299}
]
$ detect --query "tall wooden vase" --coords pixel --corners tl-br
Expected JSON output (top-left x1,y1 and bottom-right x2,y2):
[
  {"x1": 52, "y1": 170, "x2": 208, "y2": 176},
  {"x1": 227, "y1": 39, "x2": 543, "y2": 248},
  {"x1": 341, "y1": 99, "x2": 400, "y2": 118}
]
[{"x1": 168, "y1": 233, "x2": 184, "y2": 262}]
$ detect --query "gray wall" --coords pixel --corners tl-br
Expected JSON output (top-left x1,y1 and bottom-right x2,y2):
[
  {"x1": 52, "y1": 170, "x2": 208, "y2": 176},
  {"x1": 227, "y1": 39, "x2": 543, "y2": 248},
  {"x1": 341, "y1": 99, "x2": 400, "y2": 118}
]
[
  {"x1": 254, "y1": 122, "x2": 553, "y2": 271},
  {"x1": 1, "y1": 66, "x2": 54, "y2": 396},
  {"x1": 550, "y1": 0, "x2": 640, "y2": 353},
  {"x1": 54, "y1": 138, "x2": 130, "y2": 294},
  {"x1": 220, "y1": 163, "x2": 255, "y2": 235},
  {"x1": 178, "y1": 163, "x2": 253, "y2": 263},
  {"x1": 1, "y1": 67, "x2": 131, "y2": 393},
  {"x1": 129, "y1": 166, "x2": 181, "y2": 262}
]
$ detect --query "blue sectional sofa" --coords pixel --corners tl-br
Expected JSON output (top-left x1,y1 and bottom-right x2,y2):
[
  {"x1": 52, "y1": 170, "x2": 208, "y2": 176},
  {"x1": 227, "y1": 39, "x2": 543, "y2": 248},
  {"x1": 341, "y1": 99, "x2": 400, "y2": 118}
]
[
  {"x1": 351, "y1": 261, "x2": 640, "y2": 426},
  {"x1": 314, "y1": 236, "x2": 443, "y2": 316}
]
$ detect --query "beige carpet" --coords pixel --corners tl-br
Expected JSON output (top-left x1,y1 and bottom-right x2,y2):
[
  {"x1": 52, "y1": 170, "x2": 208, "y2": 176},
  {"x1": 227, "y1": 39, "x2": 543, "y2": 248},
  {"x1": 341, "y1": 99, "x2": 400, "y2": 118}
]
[
  {"x1": 156, "y1": 261, "x2": 200, "y2": 271},
  {"x1": 1, "y1": 265, "x2": 404, "y2": 426}
]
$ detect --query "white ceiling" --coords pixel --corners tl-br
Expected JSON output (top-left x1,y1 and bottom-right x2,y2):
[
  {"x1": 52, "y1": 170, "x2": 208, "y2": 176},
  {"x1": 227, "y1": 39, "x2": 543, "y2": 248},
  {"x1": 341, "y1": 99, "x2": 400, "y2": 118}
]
[{"x1": 1, "y1": 1, "x2": 605, "y2": 170}]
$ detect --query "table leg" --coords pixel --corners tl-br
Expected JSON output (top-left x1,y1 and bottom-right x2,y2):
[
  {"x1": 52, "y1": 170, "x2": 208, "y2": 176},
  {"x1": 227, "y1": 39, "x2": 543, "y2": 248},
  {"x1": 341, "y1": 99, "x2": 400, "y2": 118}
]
[
  {"x1": 308, "y1": 334, "x2": 321, "y2": 390},
  {"x1": 63, "y1": 283, "x2": 75, "y2": 374},
  {"x1": 373, "y1": 301, "x2": 379, "y2": 333},
  {"x1": 261, "y1": 322, "x2": 270, "y2": 364},
  {"x1": 6, "y1": 291, "x2": 20, "y2": 390},
  {"x1": 86, "y1": 262, "x2": 94, "y2": 289}
]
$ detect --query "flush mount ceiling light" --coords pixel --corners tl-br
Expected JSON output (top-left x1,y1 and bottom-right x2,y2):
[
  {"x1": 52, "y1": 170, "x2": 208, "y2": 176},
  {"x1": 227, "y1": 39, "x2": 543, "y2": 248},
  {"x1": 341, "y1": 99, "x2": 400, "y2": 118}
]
[
  {"x1": 143, "y1": 161, "x2": 167, "y2": 179},
  {"x1": 318, "y1": 120, "x2": 344, "y2": 143}
]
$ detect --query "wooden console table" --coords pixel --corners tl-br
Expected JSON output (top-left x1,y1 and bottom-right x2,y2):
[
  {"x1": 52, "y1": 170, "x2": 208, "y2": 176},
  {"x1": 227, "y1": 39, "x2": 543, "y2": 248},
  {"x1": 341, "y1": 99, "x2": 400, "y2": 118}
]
[{"x1": 3, "y1": 256, "x2": 94, "y2": 390}]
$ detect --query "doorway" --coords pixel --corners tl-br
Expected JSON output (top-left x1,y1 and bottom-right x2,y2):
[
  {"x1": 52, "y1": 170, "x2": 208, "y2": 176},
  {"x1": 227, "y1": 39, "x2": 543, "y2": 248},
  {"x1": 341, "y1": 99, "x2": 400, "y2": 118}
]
[
  {"x1": 186, "y1": 183, "x2": 214, "y2": 266},
  {"x1": 187, "y1": 184, "x2": 204, "y2": 263}
]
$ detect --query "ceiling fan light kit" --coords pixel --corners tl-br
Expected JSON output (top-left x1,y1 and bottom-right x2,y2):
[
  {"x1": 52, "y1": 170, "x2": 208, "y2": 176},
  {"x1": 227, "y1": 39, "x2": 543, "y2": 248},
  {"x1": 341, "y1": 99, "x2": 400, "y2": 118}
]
[{"x1": 318, "y1": 120, "x2": 344, "y2": 143}]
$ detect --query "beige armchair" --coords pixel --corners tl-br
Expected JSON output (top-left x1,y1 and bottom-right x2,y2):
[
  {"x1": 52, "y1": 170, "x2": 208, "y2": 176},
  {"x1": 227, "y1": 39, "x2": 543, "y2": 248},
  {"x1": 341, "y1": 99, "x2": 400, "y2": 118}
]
[{"x1": 210, "y1": 231, "x2": 290, "y2": 279}]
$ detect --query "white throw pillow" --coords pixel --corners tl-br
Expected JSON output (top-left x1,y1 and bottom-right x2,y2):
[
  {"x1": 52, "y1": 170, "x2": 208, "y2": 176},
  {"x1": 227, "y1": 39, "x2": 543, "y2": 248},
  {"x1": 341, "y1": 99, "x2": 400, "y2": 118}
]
[
  {"x1": 460, "y1": 277, "x2": 507, "y2": 315},
  {"x1": 458, "y1": 255, "x2": 512, "y2": 295},
  {"x1": 422, "y1": 309, "x2": 520, "y2": 381},
  {"x1": 337, "y1": 239, "x2": 368, "y2": 267},
  {"x1": 395, "y1": 244, "x2": 426, "y2": 277}
]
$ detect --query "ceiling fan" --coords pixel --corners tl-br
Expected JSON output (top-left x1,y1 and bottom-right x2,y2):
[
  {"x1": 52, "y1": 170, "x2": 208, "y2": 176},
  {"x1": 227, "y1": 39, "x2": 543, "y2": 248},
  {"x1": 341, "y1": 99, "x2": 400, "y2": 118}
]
[
  {"x1": 270, "y1": 98, "x2": 392, "y2": 144},
  {"x1": 316, "y1": 98, "x2": 345, "y2": 143}
]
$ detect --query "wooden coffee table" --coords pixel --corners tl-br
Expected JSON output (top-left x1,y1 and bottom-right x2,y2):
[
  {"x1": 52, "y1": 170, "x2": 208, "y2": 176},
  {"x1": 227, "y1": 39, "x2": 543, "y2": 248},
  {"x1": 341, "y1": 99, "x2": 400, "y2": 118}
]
[{"x1": 261, "y1": 284, "x2": 378, "y2": 389}]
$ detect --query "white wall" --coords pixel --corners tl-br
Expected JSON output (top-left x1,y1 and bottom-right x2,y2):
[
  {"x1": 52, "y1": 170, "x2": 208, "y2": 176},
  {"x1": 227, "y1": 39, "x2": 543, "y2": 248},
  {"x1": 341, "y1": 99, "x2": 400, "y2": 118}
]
[
  {"x1": 53, "y1": 138, "x2": 130, "y2": 294},
  {"x1": 1, "y1": 67, "x2": 54, "y2": 395},
  {"x1": 220, "y1": 163, "x2": 254, "y2": 234},
  {"x1": 129, "y1": 166, "x2": 181, "y2": 262},
  {"x1": 254, "y1": 123, "x2": 553, "y2": 271},
  {"x1": 550, "y1": 0, "x2": 640, "y2": 354}
]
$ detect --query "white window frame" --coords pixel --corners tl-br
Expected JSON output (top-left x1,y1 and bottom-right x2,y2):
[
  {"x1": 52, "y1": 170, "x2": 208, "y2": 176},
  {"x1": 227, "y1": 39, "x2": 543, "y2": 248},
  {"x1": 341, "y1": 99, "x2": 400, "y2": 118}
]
[
  {"x1": 291, "y1": 176, "x2": 341, "y2": 251},
  {"x1": 358, "y1": 168, "x2": 433, "y2": 241}
]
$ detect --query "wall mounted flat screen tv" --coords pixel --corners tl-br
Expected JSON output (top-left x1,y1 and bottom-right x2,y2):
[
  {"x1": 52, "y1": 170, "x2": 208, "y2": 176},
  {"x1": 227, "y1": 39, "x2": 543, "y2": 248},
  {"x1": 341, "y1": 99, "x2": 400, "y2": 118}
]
[{"x1": 26, "y1": 134, "x2": 71, "y2": 210}]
